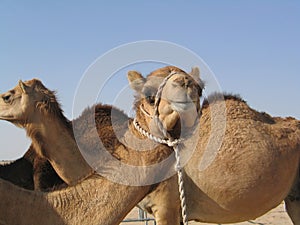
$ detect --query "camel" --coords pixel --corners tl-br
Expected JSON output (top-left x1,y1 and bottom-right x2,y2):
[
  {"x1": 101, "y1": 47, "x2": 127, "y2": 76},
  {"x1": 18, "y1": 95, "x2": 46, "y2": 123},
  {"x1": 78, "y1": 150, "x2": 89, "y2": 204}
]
[
  {"x1": 0, "y1": 145, "x2": 65, "y2": 191},
  {"x1": 0, "y1": 66, "x2": 202, "y2": 224},
  {"x1": 130, "y1": 92, "x2": 300, "y2": 224},
  {"x1": 0, "y1": 146, "x2": 34, "y2": 189},
  {"x1": 1, "y1": 65, "x2": 299, "y2": 224},
  {"x1": 0, "y1": 66, "x2": 202, "y2": 192},
  {"x1": 0, "y1": 79, "x2": 95, "y2": 186}
]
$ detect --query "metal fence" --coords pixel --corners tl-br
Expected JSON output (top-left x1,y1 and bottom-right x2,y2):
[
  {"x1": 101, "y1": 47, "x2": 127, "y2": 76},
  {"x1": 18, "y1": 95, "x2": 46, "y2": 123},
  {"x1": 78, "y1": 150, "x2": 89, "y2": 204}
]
[{"x1": 122, "y1": 209, "x2": 156, "y2": 225}]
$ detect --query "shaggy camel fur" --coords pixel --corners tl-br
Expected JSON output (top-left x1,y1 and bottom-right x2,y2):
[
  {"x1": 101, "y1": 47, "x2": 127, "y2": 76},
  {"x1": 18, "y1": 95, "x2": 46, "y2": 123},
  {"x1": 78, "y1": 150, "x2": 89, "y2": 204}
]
[
  {"x1": 134, "y1": 94, "x2": 300, "y2": 224},
  {"x1": 0, "y1": 66, "x2": 202, "y2": 224}
]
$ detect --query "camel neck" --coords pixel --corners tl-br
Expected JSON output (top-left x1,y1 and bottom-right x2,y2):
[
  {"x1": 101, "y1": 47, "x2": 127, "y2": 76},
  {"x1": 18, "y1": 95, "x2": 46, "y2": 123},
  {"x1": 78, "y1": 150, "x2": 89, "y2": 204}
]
[
  {"x1": 0, "y1": 175, "x2": 151, "y2": 225},
  {"x1": 27, "y1": 116, "x2": 74, "y2": 156},
  {"x1": 26, "y1": 115, "x2": 93, "y2": 186}
]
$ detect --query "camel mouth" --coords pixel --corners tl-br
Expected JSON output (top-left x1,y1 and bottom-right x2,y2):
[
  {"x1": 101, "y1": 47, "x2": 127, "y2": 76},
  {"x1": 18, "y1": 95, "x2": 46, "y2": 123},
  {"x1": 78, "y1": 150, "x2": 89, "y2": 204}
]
[
  {"x1": 0, "y1": 115, "x2": 15, "y2": 121},
  {"x1": 170, "y1": 100, "x2": 198, "y2": 112}
]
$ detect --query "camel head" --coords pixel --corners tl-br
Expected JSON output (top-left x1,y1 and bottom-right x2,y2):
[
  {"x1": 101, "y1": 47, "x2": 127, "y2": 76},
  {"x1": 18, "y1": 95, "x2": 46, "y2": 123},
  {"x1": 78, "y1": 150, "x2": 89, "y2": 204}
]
[
  {"x1": 128, "y1": 66, "x2": 204, "y2": 139},
  {"x1": 0, "y1": 79, "x2": 93, "y2": 186},
  {"x1": 0, "y1": 79, "x2": 62, "y2": 126}
]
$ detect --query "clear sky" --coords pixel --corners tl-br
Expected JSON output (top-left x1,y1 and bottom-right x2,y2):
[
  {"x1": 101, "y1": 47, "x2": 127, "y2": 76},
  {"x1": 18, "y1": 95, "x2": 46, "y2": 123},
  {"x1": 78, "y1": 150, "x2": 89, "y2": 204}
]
[{"x1": 0, "y1": 1, "x2": 299, "y2": 159}]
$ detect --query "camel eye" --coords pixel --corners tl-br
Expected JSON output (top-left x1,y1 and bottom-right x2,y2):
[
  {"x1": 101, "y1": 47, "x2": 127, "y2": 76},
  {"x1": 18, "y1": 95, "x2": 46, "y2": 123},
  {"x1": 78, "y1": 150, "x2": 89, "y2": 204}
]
[
  {"x1": 2, "y1": 94, "x2": 11, "y2": 103},
  {"x1": 145, "y1": 95, "x2": 155, "y2": 105},
  {"x1": 143, "y1": 87, "x2": 156, "y2": 105}
]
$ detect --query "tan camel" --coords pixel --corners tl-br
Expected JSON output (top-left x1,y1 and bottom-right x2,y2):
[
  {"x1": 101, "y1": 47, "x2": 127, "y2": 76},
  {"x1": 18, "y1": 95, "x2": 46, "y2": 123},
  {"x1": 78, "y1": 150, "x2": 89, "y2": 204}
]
[
  {"x1": 127, "y1": 87, "x2": 300, "y2": 224},
  {"x1": 2, "y1": 66, "x2": 299, "y2": 224},
  {"x1": 0, "y1": 66, "x2": 202, "y2": 224},
  {"x1": 0, "y1": 79, "x2": 94, "y2": 186}
]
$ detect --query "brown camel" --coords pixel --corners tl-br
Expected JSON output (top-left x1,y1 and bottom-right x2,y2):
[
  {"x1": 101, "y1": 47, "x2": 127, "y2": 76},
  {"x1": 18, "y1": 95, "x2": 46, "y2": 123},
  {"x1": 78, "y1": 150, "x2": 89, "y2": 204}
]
[
  {"x1": 0, "y1": 66, "x2": 202, "y2": 224},
  {"x1": 0, "y1": 145, "x2": 64, "y2": 191},
  {"x1": 131, "y1": 92, "x2": 300, "y2": 224},
  {"x1": 2, "y1": 66, "x2": 299, "y2": 224},
  {"x1": 0, "y1": 147, "x2": 34, "y2": 189}
]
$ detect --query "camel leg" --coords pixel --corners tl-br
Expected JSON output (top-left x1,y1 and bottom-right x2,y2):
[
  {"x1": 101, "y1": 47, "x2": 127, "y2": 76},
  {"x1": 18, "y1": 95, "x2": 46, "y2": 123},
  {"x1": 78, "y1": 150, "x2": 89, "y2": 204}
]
[
  {"x1": 153, "y1": 204, "x2": 180, "y2": 225},
  {"x1": 285, "y1": 169, "x2": 300, "y2": 225},
  {"x1": 285, "y1": 198, "x2": 300, "y2": 225},
  {"x1": 139, "y1": 176, "x2": 181, "y2": 225}
]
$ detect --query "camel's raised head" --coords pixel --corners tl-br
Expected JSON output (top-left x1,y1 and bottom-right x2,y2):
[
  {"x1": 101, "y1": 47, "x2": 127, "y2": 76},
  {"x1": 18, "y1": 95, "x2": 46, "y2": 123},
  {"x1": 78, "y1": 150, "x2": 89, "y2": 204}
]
[
  {"x1": 0, "y1": 79, "x2": 61, "y2": 126},
  {"x1": 128, "y1": 66, "x2": 204, "y2": 139}
]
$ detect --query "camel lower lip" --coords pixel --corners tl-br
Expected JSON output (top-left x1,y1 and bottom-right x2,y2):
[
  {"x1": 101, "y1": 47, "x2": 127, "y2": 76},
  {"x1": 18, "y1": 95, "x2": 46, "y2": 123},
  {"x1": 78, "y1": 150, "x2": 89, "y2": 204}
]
[{"x1": 170, "y1": 101, "x2": 197, "y2": 105}]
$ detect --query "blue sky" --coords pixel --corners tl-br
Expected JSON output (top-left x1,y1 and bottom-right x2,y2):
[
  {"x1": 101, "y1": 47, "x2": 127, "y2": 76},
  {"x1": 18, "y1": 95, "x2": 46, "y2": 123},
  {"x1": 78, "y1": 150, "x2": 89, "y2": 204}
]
[{"x1": 0, "y1": 1, "x2": 299, "y2": 159}]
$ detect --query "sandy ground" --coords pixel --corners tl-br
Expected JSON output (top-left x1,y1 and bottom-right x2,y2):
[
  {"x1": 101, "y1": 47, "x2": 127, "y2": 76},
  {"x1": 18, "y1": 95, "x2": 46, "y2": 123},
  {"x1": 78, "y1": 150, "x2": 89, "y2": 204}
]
[{"x1": 121, "y1": 202, "x2": 292, "y2": 225}]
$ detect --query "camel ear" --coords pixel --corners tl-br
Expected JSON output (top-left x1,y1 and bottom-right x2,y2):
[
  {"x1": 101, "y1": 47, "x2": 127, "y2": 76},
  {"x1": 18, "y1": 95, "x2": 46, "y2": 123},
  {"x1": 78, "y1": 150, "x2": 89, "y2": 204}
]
[
  {"x1": 190, "y1": 67, "x2": 200, "y2": 79},
  {"x1": 127, "y1": 71, "x2": 146, "y2": 93},
  {"x1": 18, "y1": 80, "x2": 30, "y2": 94}
]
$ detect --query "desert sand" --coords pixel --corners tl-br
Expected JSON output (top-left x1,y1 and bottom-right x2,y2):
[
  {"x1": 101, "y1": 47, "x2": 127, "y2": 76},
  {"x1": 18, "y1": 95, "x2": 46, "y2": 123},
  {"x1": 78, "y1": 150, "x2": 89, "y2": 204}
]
[{"x1": 121, "y1": 202, "x2": 292, "y2": 225}]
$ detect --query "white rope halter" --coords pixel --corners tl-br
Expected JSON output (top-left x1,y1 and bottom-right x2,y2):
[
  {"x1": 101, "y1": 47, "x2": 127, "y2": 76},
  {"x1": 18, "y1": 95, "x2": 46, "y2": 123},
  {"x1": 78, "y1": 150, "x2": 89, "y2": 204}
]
[
  {"x1": 152, "y1": 71, "x2": 177, "y2": 139},
  {"x1": 133, "y1": 70, "x2": 189, "y2": 225}
]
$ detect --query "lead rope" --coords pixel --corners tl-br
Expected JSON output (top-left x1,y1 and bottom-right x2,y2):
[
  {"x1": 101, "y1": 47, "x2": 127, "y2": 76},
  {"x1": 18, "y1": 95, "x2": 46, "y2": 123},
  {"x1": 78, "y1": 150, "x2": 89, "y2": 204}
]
[
  {"x1": 173, "y1": 144, "x2": 189, "y2": 225},
  {"x1": 153, "y1": 71, "x2": 188, "y2": 224},
  {"x1": 133, "y1": 119, "x2": 188, "y2": 225}
]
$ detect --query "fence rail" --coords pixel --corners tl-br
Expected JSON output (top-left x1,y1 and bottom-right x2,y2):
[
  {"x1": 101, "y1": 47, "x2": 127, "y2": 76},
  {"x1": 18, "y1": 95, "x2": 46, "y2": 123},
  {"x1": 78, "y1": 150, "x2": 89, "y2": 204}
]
[{"x1": 122, "y1": 208, "x2": 156, "y2": 225}]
